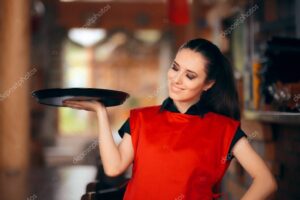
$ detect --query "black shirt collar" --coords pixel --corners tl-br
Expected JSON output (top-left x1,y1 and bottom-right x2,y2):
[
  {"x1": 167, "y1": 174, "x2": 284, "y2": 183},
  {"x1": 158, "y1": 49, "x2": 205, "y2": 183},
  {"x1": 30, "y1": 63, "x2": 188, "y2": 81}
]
[{"x1": 159, "y1": 97, "x2": 209, "y2": 118}]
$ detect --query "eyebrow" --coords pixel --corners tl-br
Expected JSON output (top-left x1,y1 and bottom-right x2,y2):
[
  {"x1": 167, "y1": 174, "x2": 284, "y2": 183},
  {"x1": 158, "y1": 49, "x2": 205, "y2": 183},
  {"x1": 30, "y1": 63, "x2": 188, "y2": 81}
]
[{"x1": 173, "y1": 61, "x2": 198, "y2": 76}]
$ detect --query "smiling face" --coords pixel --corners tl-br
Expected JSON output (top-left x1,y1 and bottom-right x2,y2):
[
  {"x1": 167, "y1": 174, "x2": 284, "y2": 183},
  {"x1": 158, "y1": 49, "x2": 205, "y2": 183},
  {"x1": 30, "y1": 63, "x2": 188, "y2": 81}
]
[{"x1": 167, "y1": 48, "x2": 215, "y2": 104}]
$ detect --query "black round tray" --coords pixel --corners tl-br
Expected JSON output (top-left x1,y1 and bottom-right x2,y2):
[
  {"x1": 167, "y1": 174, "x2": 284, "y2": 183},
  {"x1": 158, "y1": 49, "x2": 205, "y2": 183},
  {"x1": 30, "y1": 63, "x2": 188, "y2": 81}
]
[{"x1": 32, "y1": 88, "x2": 130, "y2": 107}]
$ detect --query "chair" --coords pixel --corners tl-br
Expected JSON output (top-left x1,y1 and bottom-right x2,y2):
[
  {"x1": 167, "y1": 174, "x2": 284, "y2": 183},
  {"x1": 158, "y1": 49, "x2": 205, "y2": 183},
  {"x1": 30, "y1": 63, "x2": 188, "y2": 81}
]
[{"x1": 81, "y1": 180, "x2": 128, "y2": 200}]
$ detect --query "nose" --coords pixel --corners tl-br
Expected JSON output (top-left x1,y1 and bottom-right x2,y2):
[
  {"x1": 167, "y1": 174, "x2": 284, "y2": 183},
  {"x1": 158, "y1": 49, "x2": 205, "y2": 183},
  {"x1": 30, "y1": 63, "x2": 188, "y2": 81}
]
[{"x1": 174, "y1": 72, "x2": 184, "y2": 84}]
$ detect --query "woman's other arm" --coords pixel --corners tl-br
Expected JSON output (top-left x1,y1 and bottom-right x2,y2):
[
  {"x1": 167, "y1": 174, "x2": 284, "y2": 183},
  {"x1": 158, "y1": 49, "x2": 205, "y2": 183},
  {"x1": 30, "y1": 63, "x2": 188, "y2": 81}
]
[{"x1": 232, "y1": 137, "x2": 278, "y2": 200}]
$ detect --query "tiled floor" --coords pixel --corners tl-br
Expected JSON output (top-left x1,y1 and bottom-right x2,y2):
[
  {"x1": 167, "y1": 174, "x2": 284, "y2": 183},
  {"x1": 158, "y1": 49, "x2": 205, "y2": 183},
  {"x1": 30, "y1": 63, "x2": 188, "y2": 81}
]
[{"x1": 0, "y1": 165, "x2": 97, "y2": 200}]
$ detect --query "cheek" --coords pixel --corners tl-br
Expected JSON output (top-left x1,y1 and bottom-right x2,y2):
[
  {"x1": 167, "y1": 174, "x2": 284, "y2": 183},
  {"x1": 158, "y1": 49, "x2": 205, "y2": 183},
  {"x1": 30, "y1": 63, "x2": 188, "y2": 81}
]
[
  {"x1": 167, "y1": 69, "x2": 175, "y2": 80},
  {"x1": 185, "y1": 80, "x2": 205, "y2": 91}
]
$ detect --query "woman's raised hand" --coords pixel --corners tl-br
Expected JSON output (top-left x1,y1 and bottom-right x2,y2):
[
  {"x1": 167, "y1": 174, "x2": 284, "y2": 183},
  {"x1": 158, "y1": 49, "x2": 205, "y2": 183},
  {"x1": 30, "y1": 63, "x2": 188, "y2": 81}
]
[{"x1": 62, "y1": 100, "x2": 106, "y2": 113}]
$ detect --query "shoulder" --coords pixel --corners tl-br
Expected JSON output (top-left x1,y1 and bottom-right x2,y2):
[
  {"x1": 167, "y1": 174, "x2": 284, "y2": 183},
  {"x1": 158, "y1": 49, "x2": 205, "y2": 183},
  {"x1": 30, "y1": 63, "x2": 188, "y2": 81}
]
[
  {"x1": 129, "y1": 105, "x2": 161, "y2": 127},
  {"x1": 130, "y1": 105, "x2": 161, "y2": 114},
  {"x1": 207, "y1": 112, "x2": 240, "y2": 127}
]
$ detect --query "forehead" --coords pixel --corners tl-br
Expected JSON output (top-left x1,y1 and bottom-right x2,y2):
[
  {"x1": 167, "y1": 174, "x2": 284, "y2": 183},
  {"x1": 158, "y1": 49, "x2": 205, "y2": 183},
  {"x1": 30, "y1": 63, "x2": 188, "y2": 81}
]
[{"x1": 174, "y1": 48, "x2": 207, "y2": 73}]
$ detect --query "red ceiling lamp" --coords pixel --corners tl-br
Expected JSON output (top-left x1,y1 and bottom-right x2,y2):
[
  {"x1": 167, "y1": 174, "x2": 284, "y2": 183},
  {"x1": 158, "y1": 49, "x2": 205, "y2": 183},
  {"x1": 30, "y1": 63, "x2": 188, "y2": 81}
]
[{"x1": 168, "y1": 0, "x2": 190, "y2": 25}]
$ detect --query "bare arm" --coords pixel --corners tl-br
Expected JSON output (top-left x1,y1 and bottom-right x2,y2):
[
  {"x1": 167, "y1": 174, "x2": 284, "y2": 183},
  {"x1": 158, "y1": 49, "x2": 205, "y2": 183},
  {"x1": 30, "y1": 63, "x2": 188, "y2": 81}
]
[
  {"x1": 63, "y1": 100, "x2": 134, "y2": 177},
  {"x1": 232, "y1": 137, "x2": 278, "y2": 200},
  {"x1": 97, "y1": 108, "x2": 134, "y2": 176}
]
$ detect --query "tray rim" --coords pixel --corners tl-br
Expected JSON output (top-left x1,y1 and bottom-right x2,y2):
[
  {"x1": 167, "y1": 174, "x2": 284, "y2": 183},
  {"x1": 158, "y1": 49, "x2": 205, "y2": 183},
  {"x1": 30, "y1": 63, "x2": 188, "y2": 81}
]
[
  {"x1": 31, "y1": 87, "x2": 130, "y2": 107},
  {"x1": 32, "y1": 87, "x2": 130, "y2": 99}
]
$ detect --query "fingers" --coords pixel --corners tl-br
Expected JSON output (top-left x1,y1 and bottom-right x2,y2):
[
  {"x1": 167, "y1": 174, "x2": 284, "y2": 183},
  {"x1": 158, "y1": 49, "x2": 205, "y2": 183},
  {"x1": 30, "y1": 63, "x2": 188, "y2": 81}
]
[
  {"x1": 63, "y1": 102, "x2": 83, "y2": 110},
  {"x1": 63, "y1": 100, "x2": 94, "y2": 105},
  {"x1": 62, "y1": 100, "x2": 96, "y2": 111},
  {"x1": 63, "y1": 101, "x2": 83, "y2": 109}
]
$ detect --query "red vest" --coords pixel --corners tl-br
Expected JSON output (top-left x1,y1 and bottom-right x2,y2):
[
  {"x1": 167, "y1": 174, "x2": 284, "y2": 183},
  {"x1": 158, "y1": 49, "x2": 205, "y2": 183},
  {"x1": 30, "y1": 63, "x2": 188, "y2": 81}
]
[{"x1": 123, "y1": 105, "x2": 240, "y2": 200}]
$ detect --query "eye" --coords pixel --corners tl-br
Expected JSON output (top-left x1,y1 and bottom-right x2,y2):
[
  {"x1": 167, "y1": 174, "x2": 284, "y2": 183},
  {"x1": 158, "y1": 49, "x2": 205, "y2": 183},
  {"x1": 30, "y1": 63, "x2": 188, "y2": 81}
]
[
  {"x1": 171, "y1": 63, "x2": 179, "y2": 71},
  {"x1": 186, "y1": 74, "x2": 196, "y2": 80}
]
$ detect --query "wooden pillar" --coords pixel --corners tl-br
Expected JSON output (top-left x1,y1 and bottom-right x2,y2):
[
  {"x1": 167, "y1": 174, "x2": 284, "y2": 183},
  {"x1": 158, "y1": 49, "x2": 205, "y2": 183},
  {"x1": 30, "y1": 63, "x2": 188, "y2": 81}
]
[{"x1": 0, "y1": 0, "x2": 31, "y2": 173}]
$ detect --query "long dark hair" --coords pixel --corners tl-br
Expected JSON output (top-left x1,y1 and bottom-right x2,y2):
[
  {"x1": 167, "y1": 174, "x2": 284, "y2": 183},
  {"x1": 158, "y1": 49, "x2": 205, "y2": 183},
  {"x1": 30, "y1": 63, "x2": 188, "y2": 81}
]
[{"x1": 179, "y1": 38, "x2": 240, "y2": 120}]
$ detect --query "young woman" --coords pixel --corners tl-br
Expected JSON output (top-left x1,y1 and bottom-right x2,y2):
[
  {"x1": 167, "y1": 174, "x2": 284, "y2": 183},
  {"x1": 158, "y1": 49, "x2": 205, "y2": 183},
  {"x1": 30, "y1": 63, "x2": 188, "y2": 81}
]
[{"x1": 63, "y1": 38, "x2": 277, "y2": 199}]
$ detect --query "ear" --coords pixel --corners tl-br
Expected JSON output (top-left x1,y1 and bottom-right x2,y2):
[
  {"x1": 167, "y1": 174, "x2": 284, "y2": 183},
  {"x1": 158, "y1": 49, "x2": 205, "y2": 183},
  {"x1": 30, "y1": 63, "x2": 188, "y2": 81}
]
[{"x1": 204, "y1": 80, "x2": 215, "y2": 91}]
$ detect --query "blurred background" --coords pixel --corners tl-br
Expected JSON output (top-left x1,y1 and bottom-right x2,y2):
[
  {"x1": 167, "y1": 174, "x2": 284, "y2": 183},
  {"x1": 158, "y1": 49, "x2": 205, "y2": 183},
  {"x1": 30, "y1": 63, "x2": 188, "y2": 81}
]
[{"x1": 0, "y1": 0, "x2": 299, "y2": 199}]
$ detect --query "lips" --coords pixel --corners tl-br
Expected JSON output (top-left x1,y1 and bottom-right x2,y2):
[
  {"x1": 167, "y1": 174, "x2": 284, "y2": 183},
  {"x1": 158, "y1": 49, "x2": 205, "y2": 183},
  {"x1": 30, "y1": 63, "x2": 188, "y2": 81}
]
[{"x1": 170, "y1": 84, "x2": 184, "y2": 92}]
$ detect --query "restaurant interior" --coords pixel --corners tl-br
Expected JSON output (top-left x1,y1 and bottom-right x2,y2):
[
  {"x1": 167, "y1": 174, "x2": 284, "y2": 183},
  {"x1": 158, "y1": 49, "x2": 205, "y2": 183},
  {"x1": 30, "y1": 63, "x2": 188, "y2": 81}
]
[{"x1": 0, "y1": 0, "x2": 299, "y2": 199}]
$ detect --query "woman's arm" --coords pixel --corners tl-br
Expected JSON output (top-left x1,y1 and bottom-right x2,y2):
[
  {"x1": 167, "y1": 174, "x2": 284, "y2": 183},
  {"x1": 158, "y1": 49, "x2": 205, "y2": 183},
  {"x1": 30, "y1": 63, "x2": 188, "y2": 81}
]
[
  {"x1": 232, "y1": 137, "x2": 278, "y2": 200},
  {"x1": 97, "y1": 108, "x2": 134, "y2": 176},
  {"x1": 63, "y1": 100, "x2": 134, "y2": 177}
]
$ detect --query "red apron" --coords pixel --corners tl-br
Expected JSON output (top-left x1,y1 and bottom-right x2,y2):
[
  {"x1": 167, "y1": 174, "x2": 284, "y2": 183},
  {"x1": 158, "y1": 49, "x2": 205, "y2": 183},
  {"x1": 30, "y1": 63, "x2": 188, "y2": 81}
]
[{"x1": 123, "y1": 106, "x2": 240, "y2": 200}]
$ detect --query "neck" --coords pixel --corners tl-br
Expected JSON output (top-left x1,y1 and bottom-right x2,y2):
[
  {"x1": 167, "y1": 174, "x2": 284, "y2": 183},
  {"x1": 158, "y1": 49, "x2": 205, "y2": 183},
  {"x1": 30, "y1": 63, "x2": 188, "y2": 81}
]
[{"x1": 173, "y1": 97, "x2": 200, "y2": 114}]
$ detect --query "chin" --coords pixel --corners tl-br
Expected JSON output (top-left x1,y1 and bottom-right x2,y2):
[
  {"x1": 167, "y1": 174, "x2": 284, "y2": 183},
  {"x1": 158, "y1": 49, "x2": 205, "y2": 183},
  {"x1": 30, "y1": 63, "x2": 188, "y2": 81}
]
[
  {"x1": 168, "y1": 90, "x2": 185, "y2": 101},
  {"x1": 169, "y1": 90, "x2": 200, "y2": 103}
]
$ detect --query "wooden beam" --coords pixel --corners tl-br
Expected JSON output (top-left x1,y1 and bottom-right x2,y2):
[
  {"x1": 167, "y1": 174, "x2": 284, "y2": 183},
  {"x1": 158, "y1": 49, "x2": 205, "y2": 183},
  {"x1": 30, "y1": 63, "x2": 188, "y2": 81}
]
[{"x1": 58, "y1": 1, "x2": 168, "y2": 30}]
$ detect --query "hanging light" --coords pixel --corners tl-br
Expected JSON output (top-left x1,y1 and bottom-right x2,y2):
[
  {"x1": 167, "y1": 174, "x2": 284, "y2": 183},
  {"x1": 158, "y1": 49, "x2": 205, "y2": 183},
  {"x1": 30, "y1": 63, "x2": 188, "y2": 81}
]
[{"x1": 68, "y1": 28, "x2": 106, "y2": 47}]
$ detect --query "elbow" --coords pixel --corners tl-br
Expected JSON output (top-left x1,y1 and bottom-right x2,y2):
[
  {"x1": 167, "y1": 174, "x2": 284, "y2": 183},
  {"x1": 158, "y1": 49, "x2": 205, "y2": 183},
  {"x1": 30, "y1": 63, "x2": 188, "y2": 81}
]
[
  {"x1": 104, "y1": 168, "x2": 123, "y2": 177},
  {"x1": 261, "y1": 174, "x2": 278, "y2": 196},
  {"x1": 253, "y1": 173, "x2": 278, "y2": 197},
  {"x1": 269, "y1": 176, "x2": 278, "y2": 194}
]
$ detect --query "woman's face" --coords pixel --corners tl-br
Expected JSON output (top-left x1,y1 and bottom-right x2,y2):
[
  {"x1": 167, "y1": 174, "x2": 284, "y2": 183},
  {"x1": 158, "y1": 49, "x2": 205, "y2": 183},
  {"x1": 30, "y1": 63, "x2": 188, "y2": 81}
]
[{"x1": 167, "y1": 48, "x2": 215, "y2": 103}]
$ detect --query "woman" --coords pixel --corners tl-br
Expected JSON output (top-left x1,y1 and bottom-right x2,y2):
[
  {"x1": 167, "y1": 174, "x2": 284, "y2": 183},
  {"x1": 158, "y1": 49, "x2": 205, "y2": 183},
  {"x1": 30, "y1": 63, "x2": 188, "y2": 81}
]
[{"x1": 63, "y1": 38, "x2": 277, "y2": 199}]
